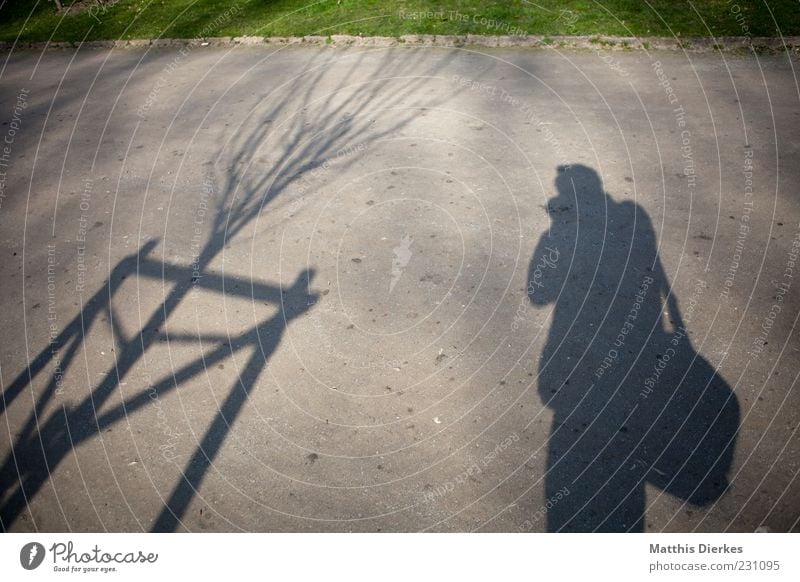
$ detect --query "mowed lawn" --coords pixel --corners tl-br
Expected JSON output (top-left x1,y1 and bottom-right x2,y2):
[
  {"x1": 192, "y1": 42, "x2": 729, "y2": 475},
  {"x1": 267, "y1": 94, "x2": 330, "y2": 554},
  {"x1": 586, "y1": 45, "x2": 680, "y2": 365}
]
[{"x1": 1, "y1": 0, "x2": 798, "y2": 43}]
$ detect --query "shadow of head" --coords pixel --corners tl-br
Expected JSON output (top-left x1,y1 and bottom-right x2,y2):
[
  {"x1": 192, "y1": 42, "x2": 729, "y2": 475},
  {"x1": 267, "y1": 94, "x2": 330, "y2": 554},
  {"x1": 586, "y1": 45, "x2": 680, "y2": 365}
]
[{"x1": 552, "y1": 163, "x2": 606, "y2": 208}]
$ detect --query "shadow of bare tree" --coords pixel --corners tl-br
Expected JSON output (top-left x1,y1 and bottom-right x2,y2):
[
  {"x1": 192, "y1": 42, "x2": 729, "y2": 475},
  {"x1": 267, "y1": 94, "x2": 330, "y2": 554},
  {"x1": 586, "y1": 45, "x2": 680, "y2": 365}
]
[{"x1": 0, "y1": 47, "x2": 455, "y2": 532}]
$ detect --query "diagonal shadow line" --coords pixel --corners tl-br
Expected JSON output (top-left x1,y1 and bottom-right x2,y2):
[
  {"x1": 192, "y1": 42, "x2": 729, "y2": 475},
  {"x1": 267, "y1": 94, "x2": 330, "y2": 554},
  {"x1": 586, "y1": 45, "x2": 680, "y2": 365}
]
[
  {"x1": 151, "y1": 269, "x2": 318, "y2": 532},
  {"x1": 2, "y1": 48, "x2": 457, "y2": 531},
  {"x1": 0, "y1": 237, "x2": 291, "y2": 422},
  {"x1": 1, "y1": 240, "x2": 215, "y2": 526},
  {"x1": 3, "y1": 332, "x2": 83, "y2": 468},
  {"x1": 92, "y1": 276, "x2": 304, "y2": 434},
  {"x1": 0, "y1": 268, "x2": 315, "y2": 528},
  {"x1": 0, "y1": 240, "x2": 158, "y2": 416},
  {"x1": 137, "y1": 256, "x2": 285, "y2": 304},
  {"x1": 150, "y1": 326, "x2": 282, "y2": 531}
]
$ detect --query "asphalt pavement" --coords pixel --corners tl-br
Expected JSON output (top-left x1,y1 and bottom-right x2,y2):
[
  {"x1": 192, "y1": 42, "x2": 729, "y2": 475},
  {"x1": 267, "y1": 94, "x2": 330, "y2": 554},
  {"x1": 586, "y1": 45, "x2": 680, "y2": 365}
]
[{"x1": 0, "y1": 45, "x2": 798, "y2": 532}]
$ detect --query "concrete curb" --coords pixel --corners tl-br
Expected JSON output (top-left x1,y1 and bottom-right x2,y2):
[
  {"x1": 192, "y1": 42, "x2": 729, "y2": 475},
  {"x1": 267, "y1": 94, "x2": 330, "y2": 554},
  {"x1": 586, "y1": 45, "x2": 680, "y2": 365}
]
[{"x1": 2, "y1": 34, "x2": 799, "y2": 53}]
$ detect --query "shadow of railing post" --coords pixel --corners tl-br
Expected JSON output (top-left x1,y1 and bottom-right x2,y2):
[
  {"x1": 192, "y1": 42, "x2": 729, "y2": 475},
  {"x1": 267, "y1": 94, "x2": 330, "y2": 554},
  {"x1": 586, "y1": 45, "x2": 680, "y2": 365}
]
[
  {"x1": 1, "y1": 48, "x2": 457, "y2": 531},
  {"x1": 152, "y1": 269, "x2": 318, "y2": 531}
]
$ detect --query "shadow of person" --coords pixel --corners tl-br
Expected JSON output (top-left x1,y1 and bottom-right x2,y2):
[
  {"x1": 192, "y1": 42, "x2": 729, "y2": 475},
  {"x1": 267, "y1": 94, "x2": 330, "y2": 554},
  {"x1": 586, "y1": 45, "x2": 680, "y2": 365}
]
[{"x1": 528, "y1": 164, "x2": 739, "y2": 532}]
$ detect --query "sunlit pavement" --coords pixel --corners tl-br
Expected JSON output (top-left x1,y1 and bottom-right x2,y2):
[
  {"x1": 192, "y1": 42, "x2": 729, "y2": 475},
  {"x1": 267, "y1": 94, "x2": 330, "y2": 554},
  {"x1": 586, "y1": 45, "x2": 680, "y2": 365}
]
[{"x1": 0, "y1": 46, "x2": 798, "y2": 532}]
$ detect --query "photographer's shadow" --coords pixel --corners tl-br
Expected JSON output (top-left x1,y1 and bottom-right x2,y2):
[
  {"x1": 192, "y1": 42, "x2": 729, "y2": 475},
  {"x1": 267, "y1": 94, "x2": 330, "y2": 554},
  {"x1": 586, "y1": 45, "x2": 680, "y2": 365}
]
[{"x1": 529, "y1": 164, "x2": 739, "y2": 532}]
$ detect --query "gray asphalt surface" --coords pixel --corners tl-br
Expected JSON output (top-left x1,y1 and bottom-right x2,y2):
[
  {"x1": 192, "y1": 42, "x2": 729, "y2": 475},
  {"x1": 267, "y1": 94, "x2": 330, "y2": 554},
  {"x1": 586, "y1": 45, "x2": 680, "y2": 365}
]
[{"x1": 0, "y1": 45, "x2": 799, "y2": 532}]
